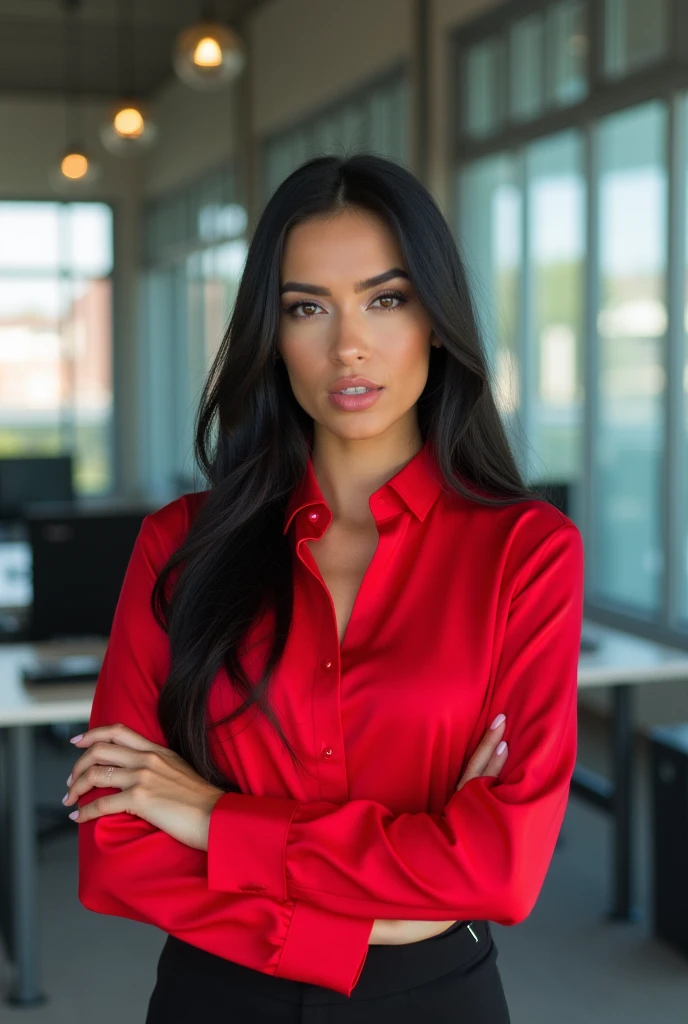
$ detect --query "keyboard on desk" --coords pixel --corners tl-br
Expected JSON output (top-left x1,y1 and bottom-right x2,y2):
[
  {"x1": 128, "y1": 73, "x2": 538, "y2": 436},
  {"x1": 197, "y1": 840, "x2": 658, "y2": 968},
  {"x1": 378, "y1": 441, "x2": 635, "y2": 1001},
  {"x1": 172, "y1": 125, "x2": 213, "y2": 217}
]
[{"x1": 21, "y1": 655, "x2": 103, "y2": 685}]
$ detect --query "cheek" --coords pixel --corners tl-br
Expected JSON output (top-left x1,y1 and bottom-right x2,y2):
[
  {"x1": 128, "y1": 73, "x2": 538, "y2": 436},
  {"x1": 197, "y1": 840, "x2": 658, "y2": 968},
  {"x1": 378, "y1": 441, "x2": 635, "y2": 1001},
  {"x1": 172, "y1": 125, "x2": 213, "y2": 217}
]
[
  {"x1": 278, "y1": 336, "x2": 324, "y2": 409},
  {"x1": 388, "y1": 329, "x2": 432, "y2": 391}
]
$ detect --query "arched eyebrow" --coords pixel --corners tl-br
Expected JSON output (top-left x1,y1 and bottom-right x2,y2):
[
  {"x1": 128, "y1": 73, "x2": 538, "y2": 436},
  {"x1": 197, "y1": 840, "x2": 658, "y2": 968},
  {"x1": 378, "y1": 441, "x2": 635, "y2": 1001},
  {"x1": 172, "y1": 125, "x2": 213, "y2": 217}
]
[{"x1": 280, "y1": 267, "x2": 409, "y2": 296}]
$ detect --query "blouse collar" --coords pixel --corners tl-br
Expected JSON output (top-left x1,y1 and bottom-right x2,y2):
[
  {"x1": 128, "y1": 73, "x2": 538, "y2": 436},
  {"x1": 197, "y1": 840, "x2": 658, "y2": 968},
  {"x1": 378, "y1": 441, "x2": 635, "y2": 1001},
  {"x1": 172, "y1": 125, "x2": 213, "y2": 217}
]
[{"x1": 282, "y1": 440, "x2": 444, "y2": 535}]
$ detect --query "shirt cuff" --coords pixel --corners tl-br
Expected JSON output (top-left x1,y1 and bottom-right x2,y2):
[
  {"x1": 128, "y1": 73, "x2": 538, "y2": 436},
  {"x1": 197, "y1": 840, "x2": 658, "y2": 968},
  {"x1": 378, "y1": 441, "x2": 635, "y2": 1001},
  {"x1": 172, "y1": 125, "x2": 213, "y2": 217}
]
[
  {"x1": 276, "y1": 900, "x2": 374, "y2": 996},
  {"x1": 207, "y1": 791, "x2": 301, "y2": 901}
]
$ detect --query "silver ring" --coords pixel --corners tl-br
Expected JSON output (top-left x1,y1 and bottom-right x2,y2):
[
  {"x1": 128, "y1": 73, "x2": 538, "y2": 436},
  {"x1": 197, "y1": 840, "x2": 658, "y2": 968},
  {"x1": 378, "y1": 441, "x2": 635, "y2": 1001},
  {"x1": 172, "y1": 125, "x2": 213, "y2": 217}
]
[{"x1": 106, "y1": 766, "x2": 115, "y2": 779}]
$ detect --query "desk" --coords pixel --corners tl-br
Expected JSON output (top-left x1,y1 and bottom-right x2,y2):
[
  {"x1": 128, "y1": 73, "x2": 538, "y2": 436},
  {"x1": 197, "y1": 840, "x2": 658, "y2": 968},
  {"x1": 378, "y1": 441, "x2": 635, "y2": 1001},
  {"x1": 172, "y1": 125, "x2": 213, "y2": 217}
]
[
  {"x1": 576, "y1": 620, "x2": 688, "y2": 923},
  {"x1": 0, "y1": 638, "x2": 104, "y2": 1007},
  {"x1": 2, "y1": 624, "x2": 688, "y2": 1007}
]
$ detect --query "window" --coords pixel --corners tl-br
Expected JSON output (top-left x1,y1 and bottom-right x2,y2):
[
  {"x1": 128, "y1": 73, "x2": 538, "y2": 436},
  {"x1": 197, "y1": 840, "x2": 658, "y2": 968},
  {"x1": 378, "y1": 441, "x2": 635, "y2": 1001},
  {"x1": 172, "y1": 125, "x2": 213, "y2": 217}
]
[
  {"x1": 510, "y1": 13, "x2": 545, "y2": 122},
  {"x1": 464, "y1": 36, "x2": 504, "y2": 139},
  {"x1": 678, "y1": 100, "x2": 688, "y2": 624},
  {"x1": 546, "y1": 0, "x2": 588, "y2": 106},
  {"x1": 595, "y1": 103, "x2": 667, "y2": 612},
  {"x1": 604, "y1": 0, "x2": 670, "y2": 79},
  {"x1": 527, "y1": 131, "x2": 585, "y2": 484},
  {"x1": 0, "y1": 201, "x2": 113, "y2": 494},
  {"x1": 458, "y1": 155, "x2": 521, "y2": 440},
  {"x1": 261, "y1": 70, "x2": 409, "y2": 200},
  {"x1": 142, "y1": 165, "x2": 247, "y2": 496},
  {"x1": 461, "y1": 0, "x2": 588, "y2": 141},
  {"x1": 454, "y1": 0, "x2": 688, "y2": 640}
]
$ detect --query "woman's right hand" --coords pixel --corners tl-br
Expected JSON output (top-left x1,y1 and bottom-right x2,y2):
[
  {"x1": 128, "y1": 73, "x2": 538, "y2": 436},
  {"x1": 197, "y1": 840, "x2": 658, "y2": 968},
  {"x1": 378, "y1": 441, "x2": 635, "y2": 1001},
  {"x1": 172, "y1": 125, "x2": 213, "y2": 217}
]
[{"x1": 368, "y1": 714, "x2": 508, "y2": 944}]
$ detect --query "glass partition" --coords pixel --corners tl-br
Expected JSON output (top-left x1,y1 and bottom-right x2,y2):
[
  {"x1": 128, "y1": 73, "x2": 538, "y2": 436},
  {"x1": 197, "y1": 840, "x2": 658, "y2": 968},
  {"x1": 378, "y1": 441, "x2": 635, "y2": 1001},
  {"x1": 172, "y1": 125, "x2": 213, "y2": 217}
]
[
  {"x1": 595, "y1": 102, "x2": 667, "y2": 612},
  {"x1": 0, "y1": 201, "x2": 113, "y2": 494}
]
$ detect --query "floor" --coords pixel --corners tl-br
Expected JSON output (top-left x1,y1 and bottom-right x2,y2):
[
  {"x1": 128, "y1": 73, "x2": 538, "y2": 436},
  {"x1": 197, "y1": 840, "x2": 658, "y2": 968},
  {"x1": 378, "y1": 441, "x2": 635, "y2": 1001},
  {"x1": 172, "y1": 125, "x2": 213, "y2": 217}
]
[{"x1": 1, "y1": 710, "x2": 687, "y2": 1023}]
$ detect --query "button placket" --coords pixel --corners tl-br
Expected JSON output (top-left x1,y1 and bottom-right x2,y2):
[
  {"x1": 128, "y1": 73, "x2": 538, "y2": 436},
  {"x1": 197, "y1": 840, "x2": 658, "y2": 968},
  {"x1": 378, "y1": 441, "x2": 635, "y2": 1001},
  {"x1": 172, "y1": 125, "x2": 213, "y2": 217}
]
[{"x1": 319, "y1": 657, "x2": 335, "y2": 759}]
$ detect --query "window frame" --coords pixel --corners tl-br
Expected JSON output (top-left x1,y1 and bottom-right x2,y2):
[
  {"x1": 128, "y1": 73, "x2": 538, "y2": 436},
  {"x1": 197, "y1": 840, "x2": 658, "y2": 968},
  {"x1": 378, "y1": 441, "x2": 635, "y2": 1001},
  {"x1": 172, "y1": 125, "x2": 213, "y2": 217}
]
[
  {"x1": 451, "y1": 0, "x2": 688, "y2": 645},
  {"x1": 259, "y1": 61, "x2": 410, "y2": 203},
  {"x1": 0, "y1": 197, "x2": 116, "y2": 496}
]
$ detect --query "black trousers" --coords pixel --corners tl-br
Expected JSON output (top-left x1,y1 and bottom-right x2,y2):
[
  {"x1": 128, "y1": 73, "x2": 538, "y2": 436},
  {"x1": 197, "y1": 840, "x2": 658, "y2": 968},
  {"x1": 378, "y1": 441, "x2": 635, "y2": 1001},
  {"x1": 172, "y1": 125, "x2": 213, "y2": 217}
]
[{"x1": 145, "y1": 919, "x2": 511, "y2": 1023}]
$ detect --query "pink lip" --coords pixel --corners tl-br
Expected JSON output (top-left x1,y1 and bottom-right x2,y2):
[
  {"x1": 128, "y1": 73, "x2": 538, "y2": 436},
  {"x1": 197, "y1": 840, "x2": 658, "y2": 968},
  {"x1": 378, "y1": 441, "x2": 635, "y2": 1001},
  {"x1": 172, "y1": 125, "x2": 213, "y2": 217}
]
[
  {"x1": 328, "y1": 387, "x2": 384, "y2": 412},
  {"x1": 328, "y1": 376, "x2": 381, "y2": 393}
]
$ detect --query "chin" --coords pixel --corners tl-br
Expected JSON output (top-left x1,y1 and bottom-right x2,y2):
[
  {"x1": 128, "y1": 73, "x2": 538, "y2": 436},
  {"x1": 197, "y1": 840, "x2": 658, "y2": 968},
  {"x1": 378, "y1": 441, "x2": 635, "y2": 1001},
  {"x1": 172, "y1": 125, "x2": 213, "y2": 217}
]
[{"x1": 323, "y1": 412, "x2": 406, "y2": 442}]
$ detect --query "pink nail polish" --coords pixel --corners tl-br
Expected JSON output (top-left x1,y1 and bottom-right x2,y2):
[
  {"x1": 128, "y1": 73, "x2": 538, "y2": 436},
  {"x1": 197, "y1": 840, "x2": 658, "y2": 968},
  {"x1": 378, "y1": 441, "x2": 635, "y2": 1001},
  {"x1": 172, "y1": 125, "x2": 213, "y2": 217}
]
[
  {"x1": 490, "y1": 714, "x2": 506, "y2": 730},
  {"x1": 496, "y1": 741, "x2": 507, "y2": 756},
  {"x1": 69, "y1": 734, "x2": 83, "y2": 744},
  {"x1": 68, "y1": 810, "x2": 79, "y2": 820}
]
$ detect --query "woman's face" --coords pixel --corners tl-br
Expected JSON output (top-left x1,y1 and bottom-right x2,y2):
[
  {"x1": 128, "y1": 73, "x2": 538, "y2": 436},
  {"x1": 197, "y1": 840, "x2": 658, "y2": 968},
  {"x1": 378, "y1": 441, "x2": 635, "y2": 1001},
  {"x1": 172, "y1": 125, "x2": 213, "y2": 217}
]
[{"x1": 277, "y1": 207, "x2": 436, "y2": 444}]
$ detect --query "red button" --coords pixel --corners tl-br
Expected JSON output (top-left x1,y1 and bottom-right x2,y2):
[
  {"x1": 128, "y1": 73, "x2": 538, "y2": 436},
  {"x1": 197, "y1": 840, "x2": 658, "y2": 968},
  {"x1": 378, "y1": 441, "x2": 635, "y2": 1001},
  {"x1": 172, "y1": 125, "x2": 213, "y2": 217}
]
[
  {"x1": 308, "y1": 511, "x2": 319, "y2": 522},
  {"x1": 321, "y1": 659, "x2": 332, "y2": 670},
  {"x1": 321, "y1": 747, "x2": 333, "y2": 759}
]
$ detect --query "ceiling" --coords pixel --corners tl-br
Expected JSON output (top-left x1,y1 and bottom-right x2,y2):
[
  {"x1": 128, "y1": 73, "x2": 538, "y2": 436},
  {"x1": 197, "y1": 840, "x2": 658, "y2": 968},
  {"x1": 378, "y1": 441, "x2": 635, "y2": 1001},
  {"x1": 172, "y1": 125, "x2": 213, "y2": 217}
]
[{"x1": 0, "y1": 0, "x2": 269, "y2": 99}]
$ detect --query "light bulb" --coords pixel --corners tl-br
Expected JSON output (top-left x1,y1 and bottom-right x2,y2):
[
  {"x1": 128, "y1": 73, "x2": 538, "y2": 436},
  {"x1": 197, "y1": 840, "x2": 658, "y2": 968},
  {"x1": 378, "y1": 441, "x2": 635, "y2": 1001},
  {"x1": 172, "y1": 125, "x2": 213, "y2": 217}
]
[
  {"x1": 113, "y1": 106, "x2": 145, "y2": 138},
  {"x1": 173, "y1": 20, "x2": 245, "y2": 91},
  {"x1": 194, "y1": 36, "x2": 222, "y2": 67},
  {"x1": 49, "y1": 147, "x2": 100, "y2": 192},
  {"x1": 61, "y1": 152, "x2": 89, "y2": 180},
  {"x1": 100, "y1": 100, "x2": 157, "y2": 155}
]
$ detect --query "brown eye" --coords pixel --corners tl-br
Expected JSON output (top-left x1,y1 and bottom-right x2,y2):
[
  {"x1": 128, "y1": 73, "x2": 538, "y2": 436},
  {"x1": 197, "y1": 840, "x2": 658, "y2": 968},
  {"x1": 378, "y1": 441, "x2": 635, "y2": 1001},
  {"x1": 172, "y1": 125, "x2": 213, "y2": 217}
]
[
  {"x1": 283, "y1": 300, "x2": 322, "y2": 318},
  {"x1": 371, "y1": 290, "x2": 408, "y2": 312}
]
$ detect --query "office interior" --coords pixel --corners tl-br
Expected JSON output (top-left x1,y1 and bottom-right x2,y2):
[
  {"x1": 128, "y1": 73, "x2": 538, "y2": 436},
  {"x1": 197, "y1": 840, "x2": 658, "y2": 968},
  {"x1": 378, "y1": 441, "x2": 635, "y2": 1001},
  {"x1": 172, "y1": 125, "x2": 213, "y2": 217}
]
[{"x1": 1, "y1": 0, "x2": 688, "y2": 1020}]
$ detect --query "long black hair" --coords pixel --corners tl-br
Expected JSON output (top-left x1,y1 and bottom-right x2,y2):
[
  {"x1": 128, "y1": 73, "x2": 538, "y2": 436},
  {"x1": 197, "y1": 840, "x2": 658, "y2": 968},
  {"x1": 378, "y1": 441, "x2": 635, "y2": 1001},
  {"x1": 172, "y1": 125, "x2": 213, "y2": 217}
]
[{"x1": 151, "y1": 153, "x2": 546, "y2": 793}]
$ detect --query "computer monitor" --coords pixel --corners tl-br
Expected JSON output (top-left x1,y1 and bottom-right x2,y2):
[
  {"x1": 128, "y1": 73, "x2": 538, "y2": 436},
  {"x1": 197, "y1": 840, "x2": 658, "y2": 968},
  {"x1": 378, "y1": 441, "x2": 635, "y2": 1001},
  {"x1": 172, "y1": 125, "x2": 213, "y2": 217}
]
[
  {"x1": 26, "y1": 503, "x2": 154, "y2": 641},
  {"x1": 0, "y1": 455, "x2": 74, "y2": 520},
  {"x1": 533, "y1": 480, "x2": 570, "y2": 518}
]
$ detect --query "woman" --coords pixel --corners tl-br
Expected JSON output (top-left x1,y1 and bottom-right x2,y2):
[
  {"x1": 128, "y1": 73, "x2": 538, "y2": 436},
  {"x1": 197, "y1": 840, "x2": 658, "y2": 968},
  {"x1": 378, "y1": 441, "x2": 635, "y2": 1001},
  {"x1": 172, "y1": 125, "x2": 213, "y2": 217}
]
[{"x1": 64, "y1": 154, "x2": 584, "y2": 1022}]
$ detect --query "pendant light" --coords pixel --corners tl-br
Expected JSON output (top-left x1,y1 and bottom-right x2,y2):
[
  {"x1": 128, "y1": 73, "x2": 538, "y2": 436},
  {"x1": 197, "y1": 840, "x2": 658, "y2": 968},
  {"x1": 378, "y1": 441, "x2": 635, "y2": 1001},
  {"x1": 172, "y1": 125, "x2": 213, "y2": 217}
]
[
  {"x1": 173, "y1": 1, "x2": 246, "y2": 91},
  {"x1": 49, "y1": 0, "x2": 100, "y2": 192},
  {"x1": 100, "y1": 0, "x2": 157, "y2": 155}
]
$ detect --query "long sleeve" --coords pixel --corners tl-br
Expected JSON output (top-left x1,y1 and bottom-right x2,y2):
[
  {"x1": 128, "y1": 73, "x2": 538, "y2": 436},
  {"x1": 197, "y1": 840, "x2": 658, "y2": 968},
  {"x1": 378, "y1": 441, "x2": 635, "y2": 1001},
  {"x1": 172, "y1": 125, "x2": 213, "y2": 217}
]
[
  {"x1": 207, "y1": 522, "x2": 585, "y2": 924},
  {"x1": 77, "y1": 510, "x2": 374, "y2": 996}
]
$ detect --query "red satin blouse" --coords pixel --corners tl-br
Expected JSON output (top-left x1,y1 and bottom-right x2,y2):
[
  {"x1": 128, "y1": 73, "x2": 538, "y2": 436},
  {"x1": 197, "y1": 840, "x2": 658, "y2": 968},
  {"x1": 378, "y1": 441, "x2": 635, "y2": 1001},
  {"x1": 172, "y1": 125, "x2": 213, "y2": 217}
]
[{"x1": 77, "y1": 441, "x2": 585, "y2": 997}]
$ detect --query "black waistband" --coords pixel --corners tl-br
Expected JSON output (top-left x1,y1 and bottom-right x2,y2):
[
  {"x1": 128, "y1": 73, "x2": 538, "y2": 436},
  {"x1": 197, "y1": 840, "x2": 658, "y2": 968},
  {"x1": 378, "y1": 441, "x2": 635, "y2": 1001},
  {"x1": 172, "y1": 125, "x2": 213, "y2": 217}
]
[
  {"x1": 162, "y1": 919, "x2": 492, "y2": 1005},
  {"x1": 432, "y1": 918, "x2": 464, "y2": 938}
]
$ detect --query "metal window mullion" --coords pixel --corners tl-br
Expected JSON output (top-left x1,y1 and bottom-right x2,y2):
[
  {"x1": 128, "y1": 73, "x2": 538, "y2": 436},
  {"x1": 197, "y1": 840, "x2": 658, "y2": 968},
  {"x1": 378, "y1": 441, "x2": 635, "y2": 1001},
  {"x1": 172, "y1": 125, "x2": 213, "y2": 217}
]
[
  {"x1": 587, "y1": 0, "x2": 606, "y2": 89},
  {"x1": 413, "y1": 0, "x2": 430, "y2": 182},
  {"x1": 669, "y1": 0, "x2": 682, "y2": 62},
  {"x1": 501, "y1": 23, "x2": 511, "y2": 134},
  {"x1": 542, "y1": 2, "x2": 551, "y2": 107},
  {"x1": 665, "y1": 92, "x2": 686, "y2": 626},
  {"x1": 675, "y1": 0, "x2": 688, "y2": 63},
  {"x1": 582, "y1": 117, "x2": 600, "y2": 596}
]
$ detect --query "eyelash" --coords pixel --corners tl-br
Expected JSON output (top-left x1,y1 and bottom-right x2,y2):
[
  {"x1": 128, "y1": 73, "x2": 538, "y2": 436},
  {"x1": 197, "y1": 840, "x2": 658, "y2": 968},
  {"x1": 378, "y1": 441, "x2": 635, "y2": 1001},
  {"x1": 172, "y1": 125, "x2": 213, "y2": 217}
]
[{"x1": 282, "y1": 289, "x2": 408, "y2": 319}]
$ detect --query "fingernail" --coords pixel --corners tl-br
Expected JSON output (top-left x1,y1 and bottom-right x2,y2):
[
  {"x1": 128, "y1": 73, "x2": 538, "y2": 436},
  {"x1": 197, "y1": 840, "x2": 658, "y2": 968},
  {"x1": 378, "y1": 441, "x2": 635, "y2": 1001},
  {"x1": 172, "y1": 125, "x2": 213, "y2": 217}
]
[
  {"x1": 496, "y1": 741, "x2": 507, "y2": 756},
  {"x1": 490, "y1": 714, "x2": 506, "y2": 730},
  {"x1": 69, "y1": 734, "x2": 83, "y2": 744},
  {"x1": 62, "y1": 793, "x2": 69, "y2": 804},
  {"x1": 68, "y1": 810, "x2": 79, "y2": 820},
  {"x1": 66, "y1": 773, "x2": 72, "y2": 786}
]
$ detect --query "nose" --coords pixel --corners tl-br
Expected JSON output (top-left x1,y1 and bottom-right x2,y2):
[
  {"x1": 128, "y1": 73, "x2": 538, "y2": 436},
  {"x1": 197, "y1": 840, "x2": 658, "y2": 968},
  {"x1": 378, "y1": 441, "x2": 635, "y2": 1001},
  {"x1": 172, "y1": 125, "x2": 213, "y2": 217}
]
[{"x1": 329, "y1": 309, "x2": 370, "y2": 364}]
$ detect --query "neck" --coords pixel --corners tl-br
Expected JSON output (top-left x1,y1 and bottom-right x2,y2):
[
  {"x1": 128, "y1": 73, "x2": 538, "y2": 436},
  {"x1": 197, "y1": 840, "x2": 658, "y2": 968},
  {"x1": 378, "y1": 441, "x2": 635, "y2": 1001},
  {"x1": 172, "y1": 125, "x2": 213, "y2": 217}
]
[{"x1": 310, "y1": 421, "x2": 423, "y2": 527}]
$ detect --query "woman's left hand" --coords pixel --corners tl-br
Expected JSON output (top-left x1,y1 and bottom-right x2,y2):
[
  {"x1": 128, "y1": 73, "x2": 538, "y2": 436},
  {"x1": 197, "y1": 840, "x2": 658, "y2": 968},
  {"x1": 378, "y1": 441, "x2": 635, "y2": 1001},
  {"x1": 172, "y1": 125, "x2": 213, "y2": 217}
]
[{"x1": 63, "y1": 724, "x2": 226, "y2": 851}]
